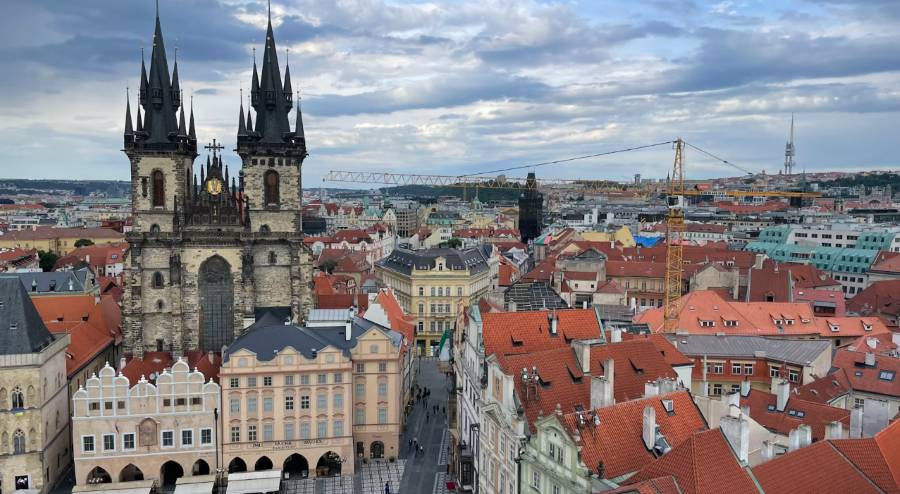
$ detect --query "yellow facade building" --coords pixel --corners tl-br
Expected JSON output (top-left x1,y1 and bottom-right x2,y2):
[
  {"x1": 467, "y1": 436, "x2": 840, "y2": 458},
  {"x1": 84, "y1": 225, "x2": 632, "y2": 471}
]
[{"x1": 375, "y1": 247, "x2": 495, "y2": 356}]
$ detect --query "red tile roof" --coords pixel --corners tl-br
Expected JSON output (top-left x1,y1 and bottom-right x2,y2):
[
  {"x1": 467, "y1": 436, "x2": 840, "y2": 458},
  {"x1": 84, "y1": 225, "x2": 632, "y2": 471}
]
[
  {"x1": 740, "y1": 388, "x2": 850, "y2": 441},
  {"x1": 828, "y1": 349, "x2": 900, "y2": 399},
  {"x1": 626, "y1": 429, "x2": 758, "y2": 494},
  {"x1": 373, "y1": 288, "x2": 415, "y2": 342},
  {"x1": 316, "y1": 293, "x2": 370, "y2": 312},
  {"x1": 793, "y1": 369, "x2": 852, "y2": 405},
  {"x1": 636, "y1": 290, "x2": 890, "y2": 338},
  {"x1": 847, "y1": 280, "x2": 900, "y2": 319},
  {"x1": 522, "y1": 255, "x2": 557, "y2": 281},
  {"x1": 566, "y1": 391, "x2": 707, "y2": 479},
  {"x1": 830, "y1": 438, "x2": 900, "y2": 494},
  {"x1": 32, "y1": 294, "x2": 122, "y2": 376},
  {"x1": 601, "y1": 476, "x2": 682, "y2": 494},
  {"x1": 317, "y1": 248, "x2": 371, "y2": 273},
  {"x1": 589, "y1": 340, "x2": 680, "y2": 402},
  {"x1": 482, "y1": 308, "x2": 601, "y2": 357},
  {"x1": 121, "y1": 351, "x2": 221, "y2": 384},
  {"x1": 870, "y1": 251, "x2": 900, "y2": 275},
  {"x1": 752, "y1": 440, "x2": 882, "y2": 494},
  {"x1": 499, "y1": 347, "x2": 589, "y2": 431},
  {"x1": 875, "y1": 419, "x2": 900, "y2": 491},
  {"x1": 606, "y1": 260, "x2": 666, "y2": 279}
]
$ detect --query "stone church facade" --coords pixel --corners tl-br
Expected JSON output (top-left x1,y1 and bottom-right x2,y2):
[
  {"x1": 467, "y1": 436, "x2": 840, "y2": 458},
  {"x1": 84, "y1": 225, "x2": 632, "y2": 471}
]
[{"x1": 122, "y1": 7, "x2": 312, "y2": 356}]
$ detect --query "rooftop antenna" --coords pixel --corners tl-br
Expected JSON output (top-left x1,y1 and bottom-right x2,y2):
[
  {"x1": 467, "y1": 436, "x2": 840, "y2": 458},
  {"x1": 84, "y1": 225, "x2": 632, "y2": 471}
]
[{"x1": 784, "y1": 113, "x2": 795, "y2": 175}]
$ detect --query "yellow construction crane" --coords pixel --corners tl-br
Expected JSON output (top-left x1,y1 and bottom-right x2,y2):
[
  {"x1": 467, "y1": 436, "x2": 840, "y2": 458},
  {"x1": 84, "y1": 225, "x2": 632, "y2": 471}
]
[{"x1": 663, "y1": 139, "x2": 686, "y2": 332}]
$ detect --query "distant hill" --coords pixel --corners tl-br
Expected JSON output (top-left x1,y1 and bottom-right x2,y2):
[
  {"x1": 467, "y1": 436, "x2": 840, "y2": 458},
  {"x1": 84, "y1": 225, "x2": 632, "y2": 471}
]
[
  {"x1": 381, "y1": 184, "x2": 522, "y2": 202},
  {"x1": 0, "y1": 178, "x2": 129, "y2": 197},
  {"x1": 813, "y1": 173, "x2": 900, "y2": 190}
]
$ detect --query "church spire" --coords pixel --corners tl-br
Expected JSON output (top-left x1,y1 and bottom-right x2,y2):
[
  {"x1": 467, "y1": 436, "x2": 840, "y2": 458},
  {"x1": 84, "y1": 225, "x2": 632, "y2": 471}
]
[
  {"x1": 251, "y1": 48, "x2": 259, "y2": 105},
  {"x1": 139, "y1": 47, "x2": 148, "y2": 106},
  {"x1": 141, "y1": 3, "x2": 180, "y2": 145},
  {"x1": 125, "y1": 88, "x2": 134, "y2": 136},
  {"x1": 238, "y1": 89, "x2": 247, "y2": 135},
  {"x1": 136, "y1": 105, "x2": 143, "y2": 132},
  {"x1": 283, "y1": 48, "x2": 293, "y2": 98},
  {"x1": 178, "y1": 91, "x2": 187, "y2": 135},
  {"x1": 295, "y1": 90, "x2": 304, "y2": 140},
  {"x1": 188, "y1": 95, "x2": 196, "y2": 139},
  {"x1": 246, "y1": 105, "x2": 253, "y2": 134},
  {"x1": 171, "y1": 47, "x2": 181, "y2": 109}
]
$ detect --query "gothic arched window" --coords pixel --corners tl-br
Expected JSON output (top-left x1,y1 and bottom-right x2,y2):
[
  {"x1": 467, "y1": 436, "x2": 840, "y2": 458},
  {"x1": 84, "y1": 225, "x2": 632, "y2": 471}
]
[
  {"x1": 13, "y1": 429, "x2": 25, "y2": 454},
  {"x1": 152, "y1": 170, "x2": 165, "y2": 207},
  {"x1": 153, "y1": 272, "x2": 164, "y2": 289},
  {"x1": 268, "y1": 251, "x2": 277, "y2": 264},
  {"x1": 11, "y1": 387, "x2": 24, "y2": 410},
  {"x1": 149, "y1": 224, "x2": 161, "y2": 234},
  {"x1": 264, "y1": 170, "x2": 279, "y2": 207},
  {"x1": 260, "y1": 225, "x2": 271, "y2": 234}
]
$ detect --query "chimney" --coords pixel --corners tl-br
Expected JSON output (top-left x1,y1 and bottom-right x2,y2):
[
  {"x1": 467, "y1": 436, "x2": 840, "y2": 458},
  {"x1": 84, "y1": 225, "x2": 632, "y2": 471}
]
[
  {"x1": 740, "y1": 380, "x2": 751, "y2": 397},
  {"x1": 825, "y1": 420, "x2": 843, "y2": 440},
  {"x1": 642, "y1": 406, "x2": 657, "y2": 451},
  {"x1": 754, "y1": 254, "x2": 765, "y2": 270},
  {"x1": 865, "y1": 352, "x2": 876, "y2": 367},
  {"x1": 591, "y1": 359, "x2": 615, "y2": 409},
  {"x1": 776, "y1": 380, "x2": 790, "y2": 412},
  {"x1": 788, "y1": 428, "x2": 801, "y2": 452},
  {"x1": 644, "y1": 381, "x2": 659, "y2": 398},
  {"x1": 721, "y1": 409, "x2": 750, "y2": 464},
  {"x1": 850, "y1": 406, "x2": 864, "y2": 438},
  {"x1": 118, "y1": 357, "x2": 127, "y2": 371},
  {"x1": 611, "y1": 328, "x2": 622, "y2": 343},
  {"x1": 509, "y1": 301, "x2": 517, "y2": 312},
  {"x1": 892, "y1": 332, "x2": 900, "y2": 347},
  {"x1": 762, "y1": 440, "x2": 775, "y2": 461},
  {"x1": 550, "y1": 311, "x2": 558, "y2": 335},
  {"x1": 798, "y1": 424, "x2": 812, "y2": 448},
  {"x1": 571, "y1": 340, "x2": 591, "y2": 374},
  {"x1": 725, "y1": 391, "x2": 740, "y2": 408},
  {"x1": 207, "y1": 351, "x2": 215, "y2": 364},
  {"x1": 698, "y1": 379, "x2": 709, "y2": 397},
  {"x1": 345, "y1": 317, "x2": 353, "y2": 342}
]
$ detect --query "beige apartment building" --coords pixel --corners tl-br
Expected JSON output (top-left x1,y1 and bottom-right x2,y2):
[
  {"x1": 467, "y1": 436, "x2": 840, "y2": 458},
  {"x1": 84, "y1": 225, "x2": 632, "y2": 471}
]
[
  {"x1": 0, "y1": 277, "x2": 71, "y2": 494},
  {"x1": 71, "y1": 359, "x2": 221, "y2": 487},
  {"x1": 220, "y1": 313, "x2": 406, "y2": 478},
  {"x1": 375, "y1": 247, "x2": 495, "y2": 356}
]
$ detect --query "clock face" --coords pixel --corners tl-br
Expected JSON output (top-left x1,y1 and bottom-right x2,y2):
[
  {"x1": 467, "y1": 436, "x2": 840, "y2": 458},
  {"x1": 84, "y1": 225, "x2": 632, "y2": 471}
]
[{"x1": 206, "y1": 178, "x2": 223, "y2": 196}]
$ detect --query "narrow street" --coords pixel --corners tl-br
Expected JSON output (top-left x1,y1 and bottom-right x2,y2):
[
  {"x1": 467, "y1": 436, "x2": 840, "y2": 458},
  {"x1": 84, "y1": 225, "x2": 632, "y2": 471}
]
[{"x1": 399, "y1": 358, "x2": 453, "y2": 494}]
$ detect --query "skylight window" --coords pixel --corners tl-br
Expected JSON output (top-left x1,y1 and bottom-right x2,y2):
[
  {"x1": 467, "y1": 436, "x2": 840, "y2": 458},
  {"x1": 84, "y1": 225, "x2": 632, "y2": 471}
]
[{"x1": 879, "y1": 370, "x2": 896, "y2": 381}]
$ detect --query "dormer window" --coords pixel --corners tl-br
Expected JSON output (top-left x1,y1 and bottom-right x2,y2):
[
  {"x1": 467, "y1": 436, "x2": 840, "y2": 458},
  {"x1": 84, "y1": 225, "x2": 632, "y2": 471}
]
[
  {"x1": 723, "y1": 319, "x2": 738, "y2": 327},
  {"x1": 863, "y1": 323, "x2": 873, "y2": 332},
  {"x1": 699, "y1": 320, "x2": 715, "y2": 328},
  {"x1": 828, "y1": 322, "x2": 840, "y2": 332},
  {"x1": 784, "y1": 319, "x2": 795, "y2": 326}
]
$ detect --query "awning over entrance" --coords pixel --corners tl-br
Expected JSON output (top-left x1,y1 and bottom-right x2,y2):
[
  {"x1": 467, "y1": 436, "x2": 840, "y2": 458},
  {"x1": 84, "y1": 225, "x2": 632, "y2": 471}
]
[
  {"x1": 225, "y1": 470, "x2": 282, "y2": 494},
  {"x1": 72, "y1": 480, "x2": 155, "y2": 494},
  {"x1": 174, "y1": 475, "x2": 216, "y2": 494}
]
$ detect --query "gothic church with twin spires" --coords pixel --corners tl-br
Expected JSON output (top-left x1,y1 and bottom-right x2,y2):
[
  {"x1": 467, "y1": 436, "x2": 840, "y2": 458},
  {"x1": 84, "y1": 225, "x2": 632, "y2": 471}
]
[{"x1": 122, "y1": 3, "x2": 312, "y2": 356}]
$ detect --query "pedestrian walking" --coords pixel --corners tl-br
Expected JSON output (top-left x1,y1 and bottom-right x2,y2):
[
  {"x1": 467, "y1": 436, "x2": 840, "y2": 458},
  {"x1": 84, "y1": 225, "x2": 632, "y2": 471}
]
[
  {"x1": 426, "y1": 412, "x2": 430, "y2": 423},
  {"x1": 408, "y1": 438, "x2": 412, "y2": 450},
  {"x1": 443, "y1": 405, "x2": 446, "y2": 415},
  {"x1": 385, "y1": 481, "x2": 391, "y2": 494}
]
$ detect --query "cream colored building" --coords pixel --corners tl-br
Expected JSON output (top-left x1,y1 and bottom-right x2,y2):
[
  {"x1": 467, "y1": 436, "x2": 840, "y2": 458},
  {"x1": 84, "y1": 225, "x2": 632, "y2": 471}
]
[
  {"x1": 220, "y1": 314, "x2": 406, "y2": 479},
  {"x1": 0, "y1": 277, "x2": 71, "y2": 494},
  {"x1": 375, "y1": 247, "x2": 495, "y2": 356},
  {"x1": 71, "y1": 360, "x2": 220, "y2": 487}
]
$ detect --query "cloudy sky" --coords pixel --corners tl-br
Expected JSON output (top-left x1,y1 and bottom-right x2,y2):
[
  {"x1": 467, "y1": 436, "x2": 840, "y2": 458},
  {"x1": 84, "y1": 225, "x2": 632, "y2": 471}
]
[{"x1": 2, "y1": 0, "x2": 899, "y2": 185}]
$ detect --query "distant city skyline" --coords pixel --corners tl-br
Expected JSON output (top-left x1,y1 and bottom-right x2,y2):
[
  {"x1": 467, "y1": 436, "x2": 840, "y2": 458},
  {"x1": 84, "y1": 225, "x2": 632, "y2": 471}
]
[{"x1": 2, "y1": 0, "x2": 900, "y2": 183}]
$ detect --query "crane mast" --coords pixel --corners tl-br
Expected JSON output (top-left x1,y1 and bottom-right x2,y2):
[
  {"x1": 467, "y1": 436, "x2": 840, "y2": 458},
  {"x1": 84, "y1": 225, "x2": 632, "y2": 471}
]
[{"x1": 663, "y1": 139, "x2": 685, "y2": 333}]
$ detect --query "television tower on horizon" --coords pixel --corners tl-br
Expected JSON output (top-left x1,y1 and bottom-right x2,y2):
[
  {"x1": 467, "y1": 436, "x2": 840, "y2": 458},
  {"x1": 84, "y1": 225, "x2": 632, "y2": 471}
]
[{"x1": 784, "y1": 113, "x2": 796, "y2": 175}]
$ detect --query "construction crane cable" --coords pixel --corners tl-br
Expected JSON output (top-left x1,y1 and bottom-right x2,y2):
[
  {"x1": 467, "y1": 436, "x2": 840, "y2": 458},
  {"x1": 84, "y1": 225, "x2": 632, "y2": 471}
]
[
  {"x1": 460, "y1": 140, "x2": 676, "y2": 177},
  {"x1": 682, "y1": 141, "x2": 753, "y2": 176}
]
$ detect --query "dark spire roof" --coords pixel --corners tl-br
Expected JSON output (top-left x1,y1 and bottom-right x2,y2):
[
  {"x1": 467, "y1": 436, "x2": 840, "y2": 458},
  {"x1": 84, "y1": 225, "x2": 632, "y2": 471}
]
[
  {"x1": 188, "y1": 95, "x2": 196, "y2": 138},
  {"x1": 171, "y1": 49, "x2": 181, "y2": 105},
  {"x1": 295, "y1": 91, "x2": 305, "y2": 140},
  {"x1": 141, "y1": 8, "x2": 180, "y2": 144},
  {"x1": 283, "y1": 48, "x2": 293, "y2": 96},
  {"x1": 139, "y1": 48, "x2": 149, "y2": 106},
  {"x1": 251, "y1": 6, "x2": 292, "y2": 143},
  {"x1": 178, "y1": 95, "x2": 187, "y2": 135},
  {"x1": 124, "y1": 89, "x2": 134, "y2": 136},
  {"x1": 0, "y1": 276, "x2": 55, "y2": 355},
  {"x1": 251, "y1": 48, "x2": 260, "y2": 97},
  {"x1": 136, "y1": 105, "x2": 143, "y2": 132},
  {"x1": 246, "y1": 105, "x2": 253, "y2": 134},
  {"x1": 238, "y1": 89, "x2": 247, "y2": 135}
]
